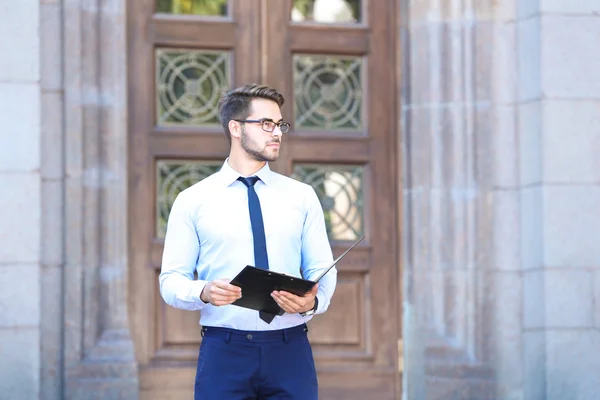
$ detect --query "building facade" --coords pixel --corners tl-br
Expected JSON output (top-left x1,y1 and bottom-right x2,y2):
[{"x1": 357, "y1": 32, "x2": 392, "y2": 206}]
[{"x1": 0, "y1": 0, "x2": 598, "y2": 399}]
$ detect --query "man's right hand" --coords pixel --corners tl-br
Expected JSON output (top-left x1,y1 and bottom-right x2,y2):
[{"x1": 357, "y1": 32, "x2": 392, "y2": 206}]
[{"x1": 200, "y1": 279, "x2": 242, "y2": 306}]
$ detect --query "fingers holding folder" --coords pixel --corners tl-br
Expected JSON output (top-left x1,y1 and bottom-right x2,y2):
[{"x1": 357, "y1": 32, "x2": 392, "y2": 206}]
[
  {"x1": 200, "y1": 278, "x2": 242, "y2": 306},
  {"x1": 272, "y1": 283, "x2": 319, "y2": 314}
]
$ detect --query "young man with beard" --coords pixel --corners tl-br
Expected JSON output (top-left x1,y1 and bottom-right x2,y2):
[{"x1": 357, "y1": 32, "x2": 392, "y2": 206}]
[{"x1": 159, "y1": 83, "x2": 337, "y2": 399}]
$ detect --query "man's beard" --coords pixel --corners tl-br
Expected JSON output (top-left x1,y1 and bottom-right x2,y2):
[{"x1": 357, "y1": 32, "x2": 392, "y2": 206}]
[{"x1": 241, "y1": 128, "x2": 279, "y2": 162}]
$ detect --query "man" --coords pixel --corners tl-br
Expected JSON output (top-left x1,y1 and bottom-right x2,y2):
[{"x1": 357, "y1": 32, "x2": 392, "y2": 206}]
[{"x1": 159, "y1": 83, "x2": 337, "y2": 399}]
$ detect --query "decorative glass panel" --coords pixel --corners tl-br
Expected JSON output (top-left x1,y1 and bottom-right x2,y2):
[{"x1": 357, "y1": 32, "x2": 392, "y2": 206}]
[
  {"x1": 293, "y1": 55, "x2": 363, "y2": 131},
  {"x1": 156, "y1": 0, "x2": 228, "y2": 16},
  {"x1": 156, "y1": 160, "x2": 222, "y2": 237},
  {"x1": 156, "y1": 49, "x2": 230, "y2": 126},
  {"x1": 293, "y1": 165, "x2": 364, "y2": 240},
  {"x1": 291, "y1": 0, "x2": 361, "y2": 24}
]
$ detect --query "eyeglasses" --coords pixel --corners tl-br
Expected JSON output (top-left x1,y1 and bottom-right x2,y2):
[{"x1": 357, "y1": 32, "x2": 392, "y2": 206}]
[{"x1": 234, "y1": 119, "x2": 291, "y2": 134}]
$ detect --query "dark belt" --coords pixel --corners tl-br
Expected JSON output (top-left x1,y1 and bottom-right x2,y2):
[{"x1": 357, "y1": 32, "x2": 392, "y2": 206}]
[{"x1": 201, "y1": 323, "x2": 308, "y2": 343}]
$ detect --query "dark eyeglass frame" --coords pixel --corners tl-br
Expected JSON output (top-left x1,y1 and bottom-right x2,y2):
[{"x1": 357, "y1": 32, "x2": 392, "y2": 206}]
[{"x1": 234, "y1": 118, "x2": 291, "y2": 134}]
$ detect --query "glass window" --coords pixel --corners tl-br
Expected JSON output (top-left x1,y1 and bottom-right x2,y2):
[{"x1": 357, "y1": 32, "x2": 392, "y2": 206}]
[
  {"x1": 156, "y1": 160, "x2": 222, "y2": 237},
  {"x1": 156, "y1": 0, "x2": 228, "y2": 16},
  {"x1": 293, "y1": 164, "x2": 364, "y2": 241},
  {"x1": 291, "y1": 0, "x2": 361, "y2": 24},
  {"x1": 293, "y1": 54, "x2": 363, "y2": 131},
  {"x1": 156, "y1": 49, "x2": 230, "y2": 126}
]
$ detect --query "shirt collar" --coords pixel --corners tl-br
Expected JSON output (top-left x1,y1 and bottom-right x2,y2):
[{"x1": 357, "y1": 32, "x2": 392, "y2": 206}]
[{"x1": 220, "y1": 158, "x2": 274, "y2": 187}]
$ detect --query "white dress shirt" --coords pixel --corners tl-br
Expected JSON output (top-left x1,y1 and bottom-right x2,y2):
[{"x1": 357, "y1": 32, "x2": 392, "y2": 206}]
[{"x1": 159, "y1": 159, "x2": 337, "y2": 331}]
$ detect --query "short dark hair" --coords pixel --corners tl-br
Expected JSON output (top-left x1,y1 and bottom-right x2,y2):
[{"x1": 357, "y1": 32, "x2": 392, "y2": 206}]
[{"x1": 218, "y1": 84, "x2": 285, "y2": 143}]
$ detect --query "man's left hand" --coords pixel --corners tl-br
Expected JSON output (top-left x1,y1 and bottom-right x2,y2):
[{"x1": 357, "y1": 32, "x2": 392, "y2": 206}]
[{"x1": 271, "y1": 283, "x2": 318, "y2": 314}]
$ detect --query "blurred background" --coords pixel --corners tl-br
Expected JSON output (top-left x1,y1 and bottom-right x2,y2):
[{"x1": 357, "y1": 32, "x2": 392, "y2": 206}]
[{"x1": 0, "y1": 0, "x2": 598, "y2": 399}]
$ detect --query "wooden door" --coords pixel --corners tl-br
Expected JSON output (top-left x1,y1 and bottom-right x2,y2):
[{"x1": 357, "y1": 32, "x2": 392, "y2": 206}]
[{"x1": 128, "y1": 1, "x2": 401, "y2": 399}]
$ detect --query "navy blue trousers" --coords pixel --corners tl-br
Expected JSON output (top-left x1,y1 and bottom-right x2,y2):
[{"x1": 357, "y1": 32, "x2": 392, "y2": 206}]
[{"x1": 194, "y1": 324, "x2": 318, "y2": 400}]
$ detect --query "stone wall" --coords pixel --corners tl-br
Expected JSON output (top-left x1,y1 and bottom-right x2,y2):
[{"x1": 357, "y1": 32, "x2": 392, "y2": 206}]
[
  {"x1": 0, "y1": 1, "x2": 138, "y2": 399},
  {"x1": 517, "y1": 1, "x2": 600, "y2": 399},
  {"x1": 0, "y1": 0, "x2": 42, "y2": 398}
]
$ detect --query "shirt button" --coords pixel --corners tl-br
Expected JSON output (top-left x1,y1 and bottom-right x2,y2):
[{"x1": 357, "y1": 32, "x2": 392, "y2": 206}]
[{"x1": 246, "y1": 334, "x2": 253, "y2": 340}]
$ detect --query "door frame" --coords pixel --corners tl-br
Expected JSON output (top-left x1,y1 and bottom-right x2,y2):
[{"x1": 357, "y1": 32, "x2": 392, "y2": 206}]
[{"x1": 127, "y1": 0, "x2": 404, "y2": 397}]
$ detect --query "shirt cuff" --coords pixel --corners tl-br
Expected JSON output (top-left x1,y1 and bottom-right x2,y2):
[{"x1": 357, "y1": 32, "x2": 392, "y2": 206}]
[
  {"x1": 196, "y1": 280, "x2": 209, "y2": 307},
  {"x1": 314, "y1": 293, "x2": 322, "y2": 314}
]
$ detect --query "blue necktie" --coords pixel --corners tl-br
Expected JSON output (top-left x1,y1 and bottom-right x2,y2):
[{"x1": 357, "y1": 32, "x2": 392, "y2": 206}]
[{"x1": 238, "y1": 176, "x2": 276, "y2": 323}]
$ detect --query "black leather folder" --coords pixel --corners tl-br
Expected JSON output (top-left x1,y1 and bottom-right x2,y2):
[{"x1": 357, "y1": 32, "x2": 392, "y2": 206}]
[{"x1": 230, "y1": 235, "x2": 365, "y2": 314}]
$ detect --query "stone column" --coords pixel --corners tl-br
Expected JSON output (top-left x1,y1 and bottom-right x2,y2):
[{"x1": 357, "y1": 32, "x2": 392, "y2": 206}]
[
  {"x1": 62, "y1": 0, "x2": 139, "y2": 398},
  {"x1": 402, "y1": 0, "x2": 497, "y2": 398},
  {"x1": 40, "y1": 0, "x2": 66, "y2": 398}
]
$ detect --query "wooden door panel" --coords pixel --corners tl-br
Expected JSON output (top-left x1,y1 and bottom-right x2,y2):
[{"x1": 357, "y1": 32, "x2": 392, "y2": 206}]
[
  {"x1": 130, "y1": 0, "x2": 264, "y2": 379},
  {"x1": 286, "y1": 137, "x2": 371, "y2": 163},
  {"x1": 318, "y1": 371, "x2": 397, "y2": 400},
  {"x1": 151, "y1": 16, "x2": 236, "y2": 47},
  {"x1": 289, "y1": 25, "x2": 369, "y2": 54},
  {"x1": 140, "y1": 367, "x2": 196, "y2": 400},
  {"x1": 161, "y1": 305, "x2": 201, "y2": 345},
  {"x1": 263, "y1": 1, "x2": 400, "y2": 398},
  {"x1": 309, "y1": 274, "x2": 363, "y2": 346}
]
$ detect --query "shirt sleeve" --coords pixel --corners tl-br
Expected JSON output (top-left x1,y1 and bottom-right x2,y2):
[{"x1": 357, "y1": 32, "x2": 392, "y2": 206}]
[
  {"x1": 300, "y1": 187, "x2": 337, "y2": 315},
  {"x1": 159, "y1": 191, "x2": 208, "y2": 310}
]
